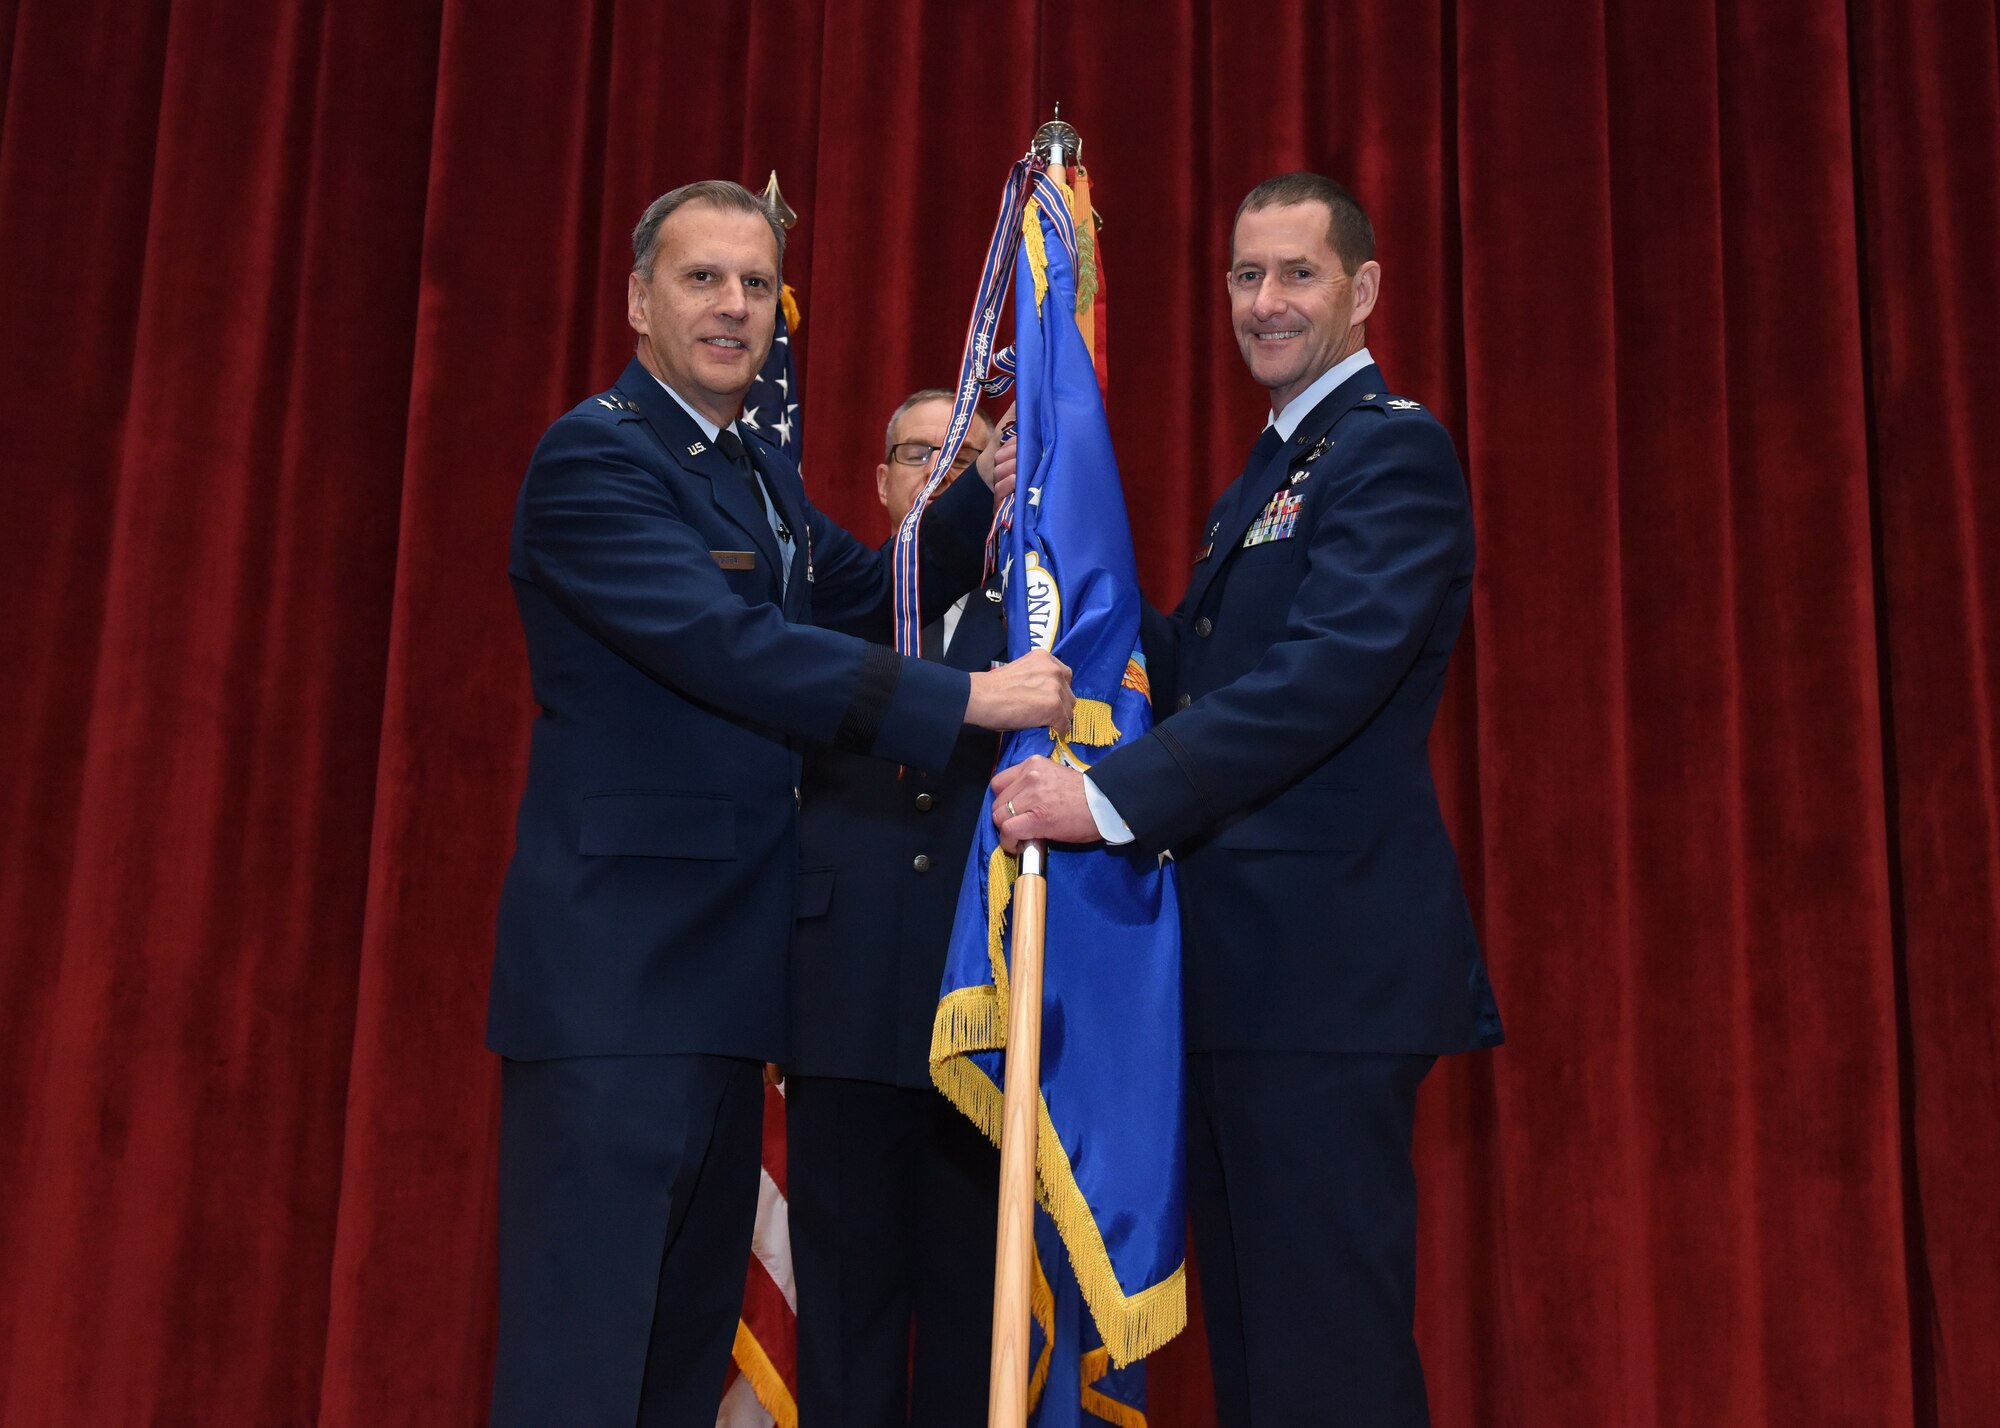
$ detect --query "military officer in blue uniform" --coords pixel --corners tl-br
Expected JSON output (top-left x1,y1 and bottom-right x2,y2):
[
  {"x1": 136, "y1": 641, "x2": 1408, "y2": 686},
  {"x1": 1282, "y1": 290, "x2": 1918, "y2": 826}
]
[
  {"x1": 490, "y1": 181, "x2": 1070, "y2": 1428},
  {"x1": 992, "y1": 173, "x2": 1503, "y2": 1426},
  {"x1": 786, "y1": 389, "x2": 1009, "y2": 1425}
]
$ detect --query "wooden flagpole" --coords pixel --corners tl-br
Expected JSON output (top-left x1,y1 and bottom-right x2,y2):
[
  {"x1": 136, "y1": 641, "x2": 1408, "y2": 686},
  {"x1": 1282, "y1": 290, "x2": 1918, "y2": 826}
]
[
  {"x1": 987, "y1": 836, "x2": 1048, "y2": 1428},
  {"x1": 990, "y1": 114, "x2": 1080, "y2": 1428}
]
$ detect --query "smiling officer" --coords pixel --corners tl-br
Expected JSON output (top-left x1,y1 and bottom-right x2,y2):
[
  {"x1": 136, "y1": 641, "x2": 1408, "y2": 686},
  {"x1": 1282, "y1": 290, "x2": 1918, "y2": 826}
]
[
  {"x1": 989, "y1": 172, "x2": 1503, "y2": 1426},
  {"x1": 489, "y1": 181, "x2": 1070, "y2": 1428}
]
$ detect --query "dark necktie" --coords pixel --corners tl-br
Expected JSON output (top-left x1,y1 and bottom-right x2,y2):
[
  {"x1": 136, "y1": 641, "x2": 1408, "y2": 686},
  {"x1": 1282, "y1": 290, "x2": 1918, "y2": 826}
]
[
  {"x1": 715, "y1": 428, "x2": 764, "y2": 512},
  {"x1": 716, "y1": 427, "x2": 793, "y2": 593},
  {"x1": 1244, "y1": 423, "x2": 1284, "y2": 480},
  {"x1": 920, "y1": 611, "x2": 948, "y2": 663},
  {"x1": 1217, "y1": 424, "x2": 1286, "y2": 534}
]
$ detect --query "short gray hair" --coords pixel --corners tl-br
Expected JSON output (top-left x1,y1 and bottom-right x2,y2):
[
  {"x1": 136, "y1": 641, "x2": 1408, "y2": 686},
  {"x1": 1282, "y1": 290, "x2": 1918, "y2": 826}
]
[
  {"x1": 632, "y1": 180, "x2": 786, "y2": 278},
  {"x1": 883, "y1": 388, "x2": 992, "y2": 461}
]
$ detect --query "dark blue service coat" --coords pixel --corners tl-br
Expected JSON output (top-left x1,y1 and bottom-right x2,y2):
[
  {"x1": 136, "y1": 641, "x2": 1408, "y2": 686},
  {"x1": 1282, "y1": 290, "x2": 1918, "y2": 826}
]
[
  {"x1": 1091, "y1": 363, "x2": 1504, "y2": 1056},
  {"x1": 490, "y1": 356, "x2": 995, "y2": 1064},
  {"x1": 790, "y1": 577, "x2": 1008, "y2": 1086}
]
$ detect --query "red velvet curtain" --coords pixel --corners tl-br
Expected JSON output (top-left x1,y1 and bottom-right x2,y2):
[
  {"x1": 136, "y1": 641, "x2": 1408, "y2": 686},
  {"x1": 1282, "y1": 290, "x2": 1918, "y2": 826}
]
[{"x1": 2, "y1": 1, "x2": 1994, "y2": 1424}]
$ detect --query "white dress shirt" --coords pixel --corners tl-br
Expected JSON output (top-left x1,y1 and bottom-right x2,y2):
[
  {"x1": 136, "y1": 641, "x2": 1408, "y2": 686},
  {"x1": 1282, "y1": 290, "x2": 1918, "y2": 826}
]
[{"x1": 653, "y1": 373, "x2": 738, "y2": 443}]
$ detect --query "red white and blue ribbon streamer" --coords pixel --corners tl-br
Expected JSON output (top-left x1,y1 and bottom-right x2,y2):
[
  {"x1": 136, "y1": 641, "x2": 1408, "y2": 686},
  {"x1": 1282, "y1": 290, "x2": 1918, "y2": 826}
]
[{"x1": 890, "y1": 155, "x2": 1057, "y2": 659}]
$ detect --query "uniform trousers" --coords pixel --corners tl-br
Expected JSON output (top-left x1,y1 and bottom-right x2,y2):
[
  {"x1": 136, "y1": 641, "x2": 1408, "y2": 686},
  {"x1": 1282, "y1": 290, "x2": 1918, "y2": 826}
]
[
  {"x1": 1186, "y1": 1049, "x2": 1436, "y2": 1428},
  {"x1": 786, "y1": 1075, "x2": 1000, "y2": 1427},
  {"x1": 492, "y1": 1052, "x2": 764, "y2": 1428}
]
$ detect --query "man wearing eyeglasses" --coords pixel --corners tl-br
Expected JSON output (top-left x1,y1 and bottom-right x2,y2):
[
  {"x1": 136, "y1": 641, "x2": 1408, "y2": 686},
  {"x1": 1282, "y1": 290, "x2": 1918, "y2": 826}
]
[
  {"x1": 784, "y1": 389, "x2": 1008, "y2": 1425},
  {"x1": 876, "y1": 388, "x2": 993, "y2": 530}
]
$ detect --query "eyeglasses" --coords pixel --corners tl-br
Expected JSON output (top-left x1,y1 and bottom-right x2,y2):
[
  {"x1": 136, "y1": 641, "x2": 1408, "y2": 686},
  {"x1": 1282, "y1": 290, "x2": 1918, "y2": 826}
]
[{"x1": 889, "y1": 440, "x2": 986, "y2": 474}]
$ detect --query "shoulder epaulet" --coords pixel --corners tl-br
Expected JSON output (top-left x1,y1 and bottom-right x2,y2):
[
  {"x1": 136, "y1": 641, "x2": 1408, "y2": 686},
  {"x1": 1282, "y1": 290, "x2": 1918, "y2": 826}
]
[{"x1": 586, "y1": 391, "x2": 645, "y2": 421}]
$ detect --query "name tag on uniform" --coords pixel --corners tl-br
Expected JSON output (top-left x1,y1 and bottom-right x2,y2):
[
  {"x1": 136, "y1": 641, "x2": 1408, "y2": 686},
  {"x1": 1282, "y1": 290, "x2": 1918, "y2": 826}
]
[
  {"x1": 711, "y1": 550, "x2": 757, "y2": 570},
  {"x1": 1242, "y1": 490, "x2": 1304, "y2": 547}
]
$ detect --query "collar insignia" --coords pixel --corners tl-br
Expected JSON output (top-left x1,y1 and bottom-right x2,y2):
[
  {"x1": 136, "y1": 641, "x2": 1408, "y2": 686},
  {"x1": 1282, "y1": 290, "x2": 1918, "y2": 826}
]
[{"x1": 687, "y1": 441, "x2": 707, "y2": 456}]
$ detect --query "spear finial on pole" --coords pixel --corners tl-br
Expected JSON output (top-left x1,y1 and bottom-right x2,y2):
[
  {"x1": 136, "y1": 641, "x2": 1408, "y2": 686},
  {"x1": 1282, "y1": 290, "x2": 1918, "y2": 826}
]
[{"x1": 761, "y1": 169, "x2": 798, "y2": 230}]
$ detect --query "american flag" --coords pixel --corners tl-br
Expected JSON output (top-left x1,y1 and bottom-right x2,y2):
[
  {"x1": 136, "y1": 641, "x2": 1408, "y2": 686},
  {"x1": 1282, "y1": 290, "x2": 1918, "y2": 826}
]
[
  {"x1": 719, "y1": 1081, "x2": 797, "y2": 1427},
  {"x1": 738, "y1": 297, "x2": 802, "y2": 455},
  {"x1": 717, "y1": 291, "x2": 804, "y2": 1428}
]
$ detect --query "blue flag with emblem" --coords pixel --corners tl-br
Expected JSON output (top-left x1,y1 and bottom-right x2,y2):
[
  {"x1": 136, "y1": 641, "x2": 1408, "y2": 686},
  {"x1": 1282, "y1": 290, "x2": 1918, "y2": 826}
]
[{"x1": 930, "y1": 166, "x2": 1184, "y2": 1426}]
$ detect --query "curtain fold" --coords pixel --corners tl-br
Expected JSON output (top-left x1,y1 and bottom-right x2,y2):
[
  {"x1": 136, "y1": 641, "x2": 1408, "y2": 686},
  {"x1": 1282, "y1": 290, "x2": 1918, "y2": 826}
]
[{"x1": 1, "y1": 2, "x2": 1993, "y2": 1424}]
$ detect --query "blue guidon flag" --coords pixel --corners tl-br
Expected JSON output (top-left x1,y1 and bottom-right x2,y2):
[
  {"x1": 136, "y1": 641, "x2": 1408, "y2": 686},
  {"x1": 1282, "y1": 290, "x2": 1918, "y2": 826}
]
[{"x1": 929, "y1": 163, "x2": 1185, "y2": 1425}]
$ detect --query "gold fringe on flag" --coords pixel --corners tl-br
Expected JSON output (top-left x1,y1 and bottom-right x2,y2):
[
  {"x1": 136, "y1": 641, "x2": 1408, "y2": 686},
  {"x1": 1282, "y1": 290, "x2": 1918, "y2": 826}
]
[
  {"x1": 729, "y1": 1321, "x2": 798, "y2": 1428},
  {"x1": 1066, "y1": 698, "x2": 1122, "y2": 748},
  {"x1": 1023, "y1": 199, "x2": 1051, "y2": 315},
  {"x1": 1080, "y1": 1347, "x2": 1149, "y2": 1427},
  {"x1": 1028, "y1": 1247, "x2": 1057, "y2": 1411},
  {"x1": 986, "y1": 844, "x2": 1022, "y2": 997}
]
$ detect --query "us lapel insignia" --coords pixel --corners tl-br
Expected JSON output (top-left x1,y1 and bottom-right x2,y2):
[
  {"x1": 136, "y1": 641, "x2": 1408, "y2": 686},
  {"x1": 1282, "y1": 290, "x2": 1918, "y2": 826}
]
[{"x1": 687, "y1": 441, "x2": 707, "y2": 456}]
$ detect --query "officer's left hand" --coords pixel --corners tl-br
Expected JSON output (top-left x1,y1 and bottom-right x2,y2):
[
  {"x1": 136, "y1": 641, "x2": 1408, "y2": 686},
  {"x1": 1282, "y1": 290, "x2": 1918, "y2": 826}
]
[{"x1": 991, "y1": 755, "x2": 1100, "y2": 850}]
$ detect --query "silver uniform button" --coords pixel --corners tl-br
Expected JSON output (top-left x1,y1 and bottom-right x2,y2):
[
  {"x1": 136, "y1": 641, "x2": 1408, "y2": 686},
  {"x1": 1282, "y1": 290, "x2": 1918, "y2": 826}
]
[
  {"x1": 912, "y1": 854, "x2": 932, "y2": 873},
  {"x1": 1194, "y1": 616, "x2": 1213, "y2": 637}
]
